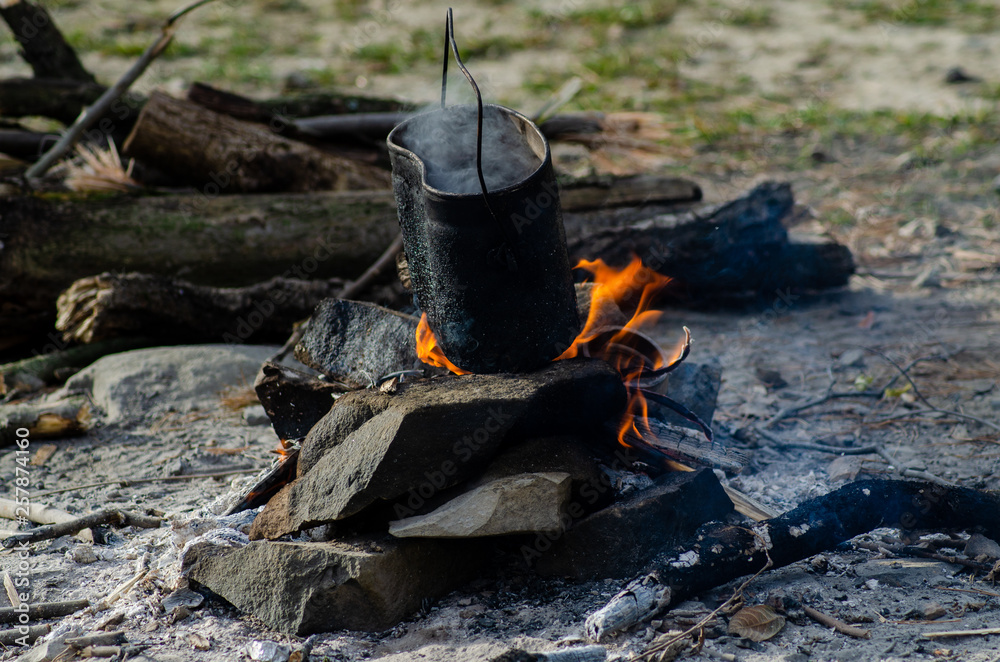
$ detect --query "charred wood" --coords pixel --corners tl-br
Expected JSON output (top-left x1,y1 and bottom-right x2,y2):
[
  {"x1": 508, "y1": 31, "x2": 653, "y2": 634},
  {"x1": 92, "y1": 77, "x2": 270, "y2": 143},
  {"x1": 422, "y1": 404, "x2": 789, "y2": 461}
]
[
  {"x1": 0, "y1": 395, "x2": 90, "y2": 446},
  {"x1": 0, "y1": 599, "x2": 88, "y2": 623},
  {"x1": 586, "y1": 479, "x2": 1000, "y2": 641},
  {"x1": 122, "y1": 92, "x2": 392, "y2": 193},
  {"x1": 565, "y1": 181, "x2": 854, "y2": 297}
]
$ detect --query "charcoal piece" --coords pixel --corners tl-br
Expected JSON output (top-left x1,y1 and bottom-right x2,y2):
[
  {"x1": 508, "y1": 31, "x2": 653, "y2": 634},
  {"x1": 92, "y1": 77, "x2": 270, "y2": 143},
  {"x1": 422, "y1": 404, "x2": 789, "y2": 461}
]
[
  {"x1": 253, "y1": 361, "x2": 343, "y2": 442},
  {"x1": 186, "y1": 536, "x2": 486, "y2": 633},
  {"x1": 293, "y1": 298, "x2": 420, "y2": 388},
  {"x1": 251, "y1": 359, "x2": 626, "y2": 540},
  {"x1": 533, "y1": 468, "x2": 733, "y2": 580}
]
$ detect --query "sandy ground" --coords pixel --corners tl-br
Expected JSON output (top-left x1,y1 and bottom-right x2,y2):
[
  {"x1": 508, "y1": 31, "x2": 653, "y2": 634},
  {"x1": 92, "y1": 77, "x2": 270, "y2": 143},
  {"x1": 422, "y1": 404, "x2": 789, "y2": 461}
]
[{"x1": 3, "y1": 0, "x2": 1000, "y2": 660}]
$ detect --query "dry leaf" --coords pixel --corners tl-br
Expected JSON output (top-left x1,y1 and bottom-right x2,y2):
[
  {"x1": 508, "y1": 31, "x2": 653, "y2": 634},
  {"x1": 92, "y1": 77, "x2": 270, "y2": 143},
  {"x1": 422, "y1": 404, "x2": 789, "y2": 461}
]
[
  {"x1": 30, "y1": 444, "x2": 58, "y2": 467},
  {"x1": 187, "y1": 633, "x2": 211, "y2": 651},
  {"x1": 728, "y1": 604, "x2": 786, "y2": 641}
]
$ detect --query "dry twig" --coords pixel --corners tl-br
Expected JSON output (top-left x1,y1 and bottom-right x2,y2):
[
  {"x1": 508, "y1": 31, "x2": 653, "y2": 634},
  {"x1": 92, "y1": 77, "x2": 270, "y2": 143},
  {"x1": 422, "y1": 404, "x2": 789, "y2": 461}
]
[
  {"x1": 25, "y1": 0, "x2": 221, "y2": 179},
  {"x1": 1, "y1": 509, "x2": 161, "y2": 548},
  {"x1": 802, "y1": 605, "x2": 871, "y2": 639}
]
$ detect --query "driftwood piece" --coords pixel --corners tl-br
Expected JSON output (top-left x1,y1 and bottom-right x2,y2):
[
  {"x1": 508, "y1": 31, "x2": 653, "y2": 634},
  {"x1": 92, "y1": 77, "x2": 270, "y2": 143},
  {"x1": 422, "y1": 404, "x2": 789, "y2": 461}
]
[
  {"x1": 0, "y1": 395, "x2": 90, "y2": 446},
  {"x1": 586, "y1": 479, "x2": 1000, "y2": 641},
  {"x1": 0, "y1": 599, "x2": 89, "y2": 623},
  {"x1": 1, "y1": 509, "x2": 161, "y2": 548},
  {"x1": 55, "y1": 272, "x2": 347, "y2": 344},
  {"x1": 0, "y1": 1, "x2": 95, "y2": 83},
  {"x1": 0, "y1": 78, "x2": 105, "y2": 125},
  {"x1": 122, "y1": 92, "x2": 392, "y2": 192},
  {"x1": 0, "y1": 624, "x2": 49, "y2": 645}
]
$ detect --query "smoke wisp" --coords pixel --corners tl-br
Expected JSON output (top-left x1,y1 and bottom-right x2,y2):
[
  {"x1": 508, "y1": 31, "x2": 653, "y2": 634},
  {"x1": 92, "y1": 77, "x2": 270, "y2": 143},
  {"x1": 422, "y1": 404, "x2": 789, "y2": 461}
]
[{"x1": 397, "y1": 105, "x2": 542, "y2": 195}]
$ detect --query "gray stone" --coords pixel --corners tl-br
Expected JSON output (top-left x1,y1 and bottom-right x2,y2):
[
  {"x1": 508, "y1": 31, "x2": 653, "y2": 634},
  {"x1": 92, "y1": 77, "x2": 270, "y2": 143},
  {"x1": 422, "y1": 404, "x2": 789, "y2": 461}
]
[
  {"x1": 294, "y1": 298, "x2": 420, "y2": 388},
  {"x1": 252, "y1": 359, "x2": 625, "y2": 539},
  {"x1": 187, "y1": 536, "x2": 485, "y2": 633},
  {"x1": 60, "y1": 344, "x2": 278, "y2": 425},
  {"x1": 254, "y1": 361, "x2": 343, "y2": 443},
  {"x1": 479, "y1": 436, "x2": 611, "y2": 511},
  {"x1": 532, "y1": 468, "x2": 733, "y2": 580},
  {"x1": 655, "y1": 361, "x2": 721, "y2": 431},
  {"x1": 389, "y1": 472, "x2": 573, "y2": 538},
  {"x1": 296, "y1": 387, "x2": 393, "y2": 476},
  {"x1": 965, "y1": 533, "x2": 1000, "y2": 560}
]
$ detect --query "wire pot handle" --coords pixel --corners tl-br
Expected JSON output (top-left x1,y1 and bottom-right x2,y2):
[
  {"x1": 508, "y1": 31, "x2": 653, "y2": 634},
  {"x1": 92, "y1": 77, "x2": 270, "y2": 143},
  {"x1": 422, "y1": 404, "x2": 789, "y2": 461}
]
[{"x1": 440, "y1": 7, "x2": 518, "y2": 271}]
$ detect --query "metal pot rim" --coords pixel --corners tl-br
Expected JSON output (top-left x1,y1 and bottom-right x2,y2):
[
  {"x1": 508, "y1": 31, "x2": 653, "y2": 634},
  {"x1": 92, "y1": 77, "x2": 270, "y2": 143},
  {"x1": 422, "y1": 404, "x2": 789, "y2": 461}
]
[{"x1": 386, "y1": 102, "x2": 551, "y2": 200}]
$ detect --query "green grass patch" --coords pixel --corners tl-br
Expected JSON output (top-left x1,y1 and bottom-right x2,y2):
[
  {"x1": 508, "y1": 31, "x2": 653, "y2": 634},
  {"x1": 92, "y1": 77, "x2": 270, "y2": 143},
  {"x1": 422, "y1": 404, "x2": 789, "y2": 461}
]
[
  {"x1": 842, "y1": 0, "x2": 1000, "y2": 31},
  {"x1": 728, "y1": 6, "x2": 776, "y2": 28},
  {"x1": 530, "y1": 1, "x2": 684, "y2": 30}
]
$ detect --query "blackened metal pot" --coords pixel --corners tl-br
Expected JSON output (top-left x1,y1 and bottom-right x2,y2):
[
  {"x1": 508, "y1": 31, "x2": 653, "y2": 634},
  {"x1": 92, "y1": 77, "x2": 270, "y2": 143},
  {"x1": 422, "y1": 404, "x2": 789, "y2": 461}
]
[{"x1": 387, "y1": 103, "x2": 581, "y2": 374}]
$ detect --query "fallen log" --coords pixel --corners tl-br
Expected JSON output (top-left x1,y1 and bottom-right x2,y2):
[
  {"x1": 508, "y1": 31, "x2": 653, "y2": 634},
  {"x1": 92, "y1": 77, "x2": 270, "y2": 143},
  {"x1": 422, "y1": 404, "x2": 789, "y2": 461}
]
[
  {"x1": 55, "y1": 272, "x2": 347, "y2": 344},
  {"x1": 0, "y1": 1, "x2": 95, "y2": 83},
  {"x1": 0, "y1": 180, "x2": 848, "y2": 339},
  {"x1": 585, "y1": 479, "x2": 1000, "y2": 641},
  {"x1": 122, "y1": 92, "x2": 392, "y2": 192},
  {"x1": 0, "y1": 174, "x2": 699, "y2": 337}
]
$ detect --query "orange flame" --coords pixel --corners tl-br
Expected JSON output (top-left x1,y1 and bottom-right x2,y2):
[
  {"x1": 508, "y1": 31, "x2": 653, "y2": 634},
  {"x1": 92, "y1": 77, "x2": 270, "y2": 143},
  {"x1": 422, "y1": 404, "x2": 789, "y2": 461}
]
[
  {"x1": 557, "y1": 257, "x2": 681, "y2": 446},
  {"x1": 414, "y1": 256, "x2": 684, "y2": 450},
  {"x1": 416, "y1": 312, "x2": 471, "y2": 375}
]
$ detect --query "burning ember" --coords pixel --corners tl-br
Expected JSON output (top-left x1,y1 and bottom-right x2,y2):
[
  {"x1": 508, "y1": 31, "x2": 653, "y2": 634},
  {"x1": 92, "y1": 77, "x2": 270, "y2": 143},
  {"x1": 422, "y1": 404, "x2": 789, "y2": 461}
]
[{"x1": 416, "y1": 256, "x2": 708, "y2": 455}]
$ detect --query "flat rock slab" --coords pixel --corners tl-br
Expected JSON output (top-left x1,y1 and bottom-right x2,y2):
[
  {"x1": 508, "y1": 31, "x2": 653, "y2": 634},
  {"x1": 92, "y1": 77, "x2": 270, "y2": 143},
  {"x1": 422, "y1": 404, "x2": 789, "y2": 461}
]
[
  {"x1": 532, "y1": 468, "x2": 733, "y2": 580},
  {"x1": 294, "y1": 298, "x2": 420, "y2": 388},
  {"x1": 187, "y1": 536, "x2": 485, "y2": 634},
  {"x1": 252, "y1": 358, "x2": 625, "y2": 539},
  {"x1": 254, "y1": 361, "x2": 342, "y2": 442},
  {"x1": 59, "y1": 344, "x2": 278, "y2": 425},
  {"x1": 388, "y1": 472, "x2": 573, "y2": 538}
]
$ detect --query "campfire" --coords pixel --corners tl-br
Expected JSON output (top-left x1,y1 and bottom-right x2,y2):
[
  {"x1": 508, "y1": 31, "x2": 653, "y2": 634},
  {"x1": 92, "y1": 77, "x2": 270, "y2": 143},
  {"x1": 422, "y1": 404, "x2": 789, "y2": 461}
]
[{"x1": 182, "y1": 15, "x2": 744, "y2": 635}]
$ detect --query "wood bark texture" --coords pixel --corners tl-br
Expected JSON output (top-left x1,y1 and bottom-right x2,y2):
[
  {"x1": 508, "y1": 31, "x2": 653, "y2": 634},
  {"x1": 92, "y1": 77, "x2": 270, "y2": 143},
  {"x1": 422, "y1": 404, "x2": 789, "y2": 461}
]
[{"x1": 122, "y1": 92, "x2": 392, "y2": 193}]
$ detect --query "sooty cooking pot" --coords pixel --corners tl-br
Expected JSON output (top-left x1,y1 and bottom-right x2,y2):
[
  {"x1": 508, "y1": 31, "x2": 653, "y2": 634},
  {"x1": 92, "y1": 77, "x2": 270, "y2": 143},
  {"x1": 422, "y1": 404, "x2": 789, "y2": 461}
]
[{"x1": 387, "y1": 102, "x2": 581, "y2": 374}]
